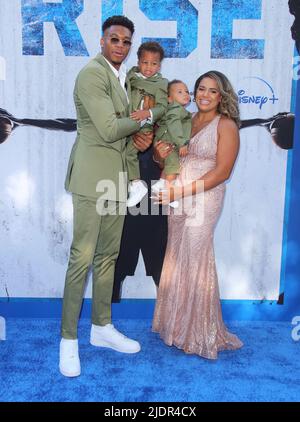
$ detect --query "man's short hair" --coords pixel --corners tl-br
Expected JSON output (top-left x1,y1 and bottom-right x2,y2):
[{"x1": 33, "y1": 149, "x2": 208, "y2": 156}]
[
  {"x1": 137, "y1": 42, "x2": 165, "y2": 61},
  {"x1": 102, "y1": 15, "x2": 135, "y2": 35}
]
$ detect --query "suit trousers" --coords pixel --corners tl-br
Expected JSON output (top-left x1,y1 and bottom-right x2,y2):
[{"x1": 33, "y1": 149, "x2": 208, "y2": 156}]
[
  {"x1": 61, "y1": 194, "x2": 125, "y2": 339},
  {"x1": 113, "y1": 147, "x2": 168, "y2": 302}
]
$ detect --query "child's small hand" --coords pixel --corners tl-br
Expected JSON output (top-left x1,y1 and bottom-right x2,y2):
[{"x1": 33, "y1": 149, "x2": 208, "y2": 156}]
[
  {"x1": 179, "y1": 145, "x2": 188, "y2": 157},
  {"x1": 130, "y1": 109, "x2": 151, "y2": 122}
]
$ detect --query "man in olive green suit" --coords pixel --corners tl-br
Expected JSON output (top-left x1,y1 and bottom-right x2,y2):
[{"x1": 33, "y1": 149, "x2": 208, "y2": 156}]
[{"x1": 60, "y1": 15, "x2": 152, "y2": 378}]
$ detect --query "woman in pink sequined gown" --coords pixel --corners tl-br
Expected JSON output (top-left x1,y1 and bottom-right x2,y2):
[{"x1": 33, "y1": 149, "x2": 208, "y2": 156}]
[{"x1": 152, "y1": 71, "x2": 243, "y2": 359}]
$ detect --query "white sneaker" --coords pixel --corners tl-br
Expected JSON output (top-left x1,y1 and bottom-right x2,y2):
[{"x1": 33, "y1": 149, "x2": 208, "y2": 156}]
[
  {"x1": 90, "y1": 324, "x2": 141, "y2": 354},
  {"x1": 169, "y1": 200, "x2": 179, "y2": 208},
  {"x1": 127, "y1": 180, "x2": 148, "y2": 207},
  {"x1": 59, "y1": 338, "x2": 81, "y2": 377}
]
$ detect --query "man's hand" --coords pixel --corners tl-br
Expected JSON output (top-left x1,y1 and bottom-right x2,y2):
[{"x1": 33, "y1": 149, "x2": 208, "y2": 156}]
[
  {"x1": 133, "y1": 131, "x2": 153, "y2": 152},
  {"x1": 130, "y1": 109, "x2": 151, "y2": 122}
]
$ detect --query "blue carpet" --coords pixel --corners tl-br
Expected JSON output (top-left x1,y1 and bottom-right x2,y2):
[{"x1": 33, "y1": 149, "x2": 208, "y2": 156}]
[{"x1": 0, "y1": 319, "x2": 299, "y2": 402}]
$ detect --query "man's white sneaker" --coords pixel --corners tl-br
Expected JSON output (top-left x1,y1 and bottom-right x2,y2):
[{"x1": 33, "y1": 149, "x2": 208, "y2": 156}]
[
  {"x1": 59, "y1": 338, "x2": 81, "y2": 377},
  {"x1": 90, "y1": 324, "x2": 141, "y2": 354},
  {"x1": 127, "y1": 180, "x2": 148, "y2": 207}
]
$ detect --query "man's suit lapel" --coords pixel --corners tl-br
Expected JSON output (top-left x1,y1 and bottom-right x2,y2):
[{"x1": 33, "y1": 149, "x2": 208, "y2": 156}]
[
  {"x1": 125, "y1": 74, "x2": 133, "y2": 112},
  {"x1": 95, "y1": 54, "x2": 128, "y2": 109}
]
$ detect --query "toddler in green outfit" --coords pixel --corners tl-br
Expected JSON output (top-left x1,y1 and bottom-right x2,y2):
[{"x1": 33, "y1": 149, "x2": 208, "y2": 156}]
[{"x1": 126, "y1": 41, "x2": 168, "y2": 207}]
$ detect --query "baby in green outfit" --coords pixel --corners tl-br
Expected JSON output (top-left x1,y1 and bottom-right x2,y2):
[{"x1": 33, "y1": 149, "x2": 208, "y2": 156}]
[{"x1": 152, "y1": 80, "x2": 192, "y2": 207}]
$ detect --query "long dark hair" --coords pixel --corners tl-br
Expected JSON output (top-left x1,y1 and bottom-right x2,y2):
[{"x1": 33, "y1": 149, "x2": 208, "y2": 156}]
[{"x1": 194, "y1": 71, "x2": 240, "y2": 127}]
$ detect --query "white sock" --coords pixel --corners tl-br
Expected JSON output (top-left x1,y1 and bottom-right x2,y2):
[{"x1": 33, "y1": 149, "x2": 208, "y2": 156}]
[{"x1": 152, "y1": 178, "x2": 166, "y2": 189}]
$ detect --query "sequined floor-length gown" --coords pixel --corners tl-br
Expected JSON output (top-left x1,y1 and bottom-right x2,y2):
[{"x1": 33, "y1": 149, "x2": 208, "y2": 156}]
[{"x1": 152, "y1": 114, "x2": 243, "y2": 359}]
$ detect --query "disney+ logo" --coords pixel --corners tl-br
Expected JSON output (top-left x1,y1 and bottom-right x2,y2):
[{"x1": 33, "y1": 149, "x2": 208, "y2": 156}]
[{"x1": 238, "y1": 77, "x2": 279, "y2": 110}]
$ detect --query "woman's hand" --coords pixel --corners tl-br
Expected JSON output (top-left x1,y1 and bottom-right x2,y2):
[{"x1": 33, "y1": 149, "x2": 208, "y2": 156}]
[
  {"x1": 153, "y1": 185, "x2": 183, "y2": 205},
  {"x1": 153, "y1": 140, "x2": 174, "y2": 164}
]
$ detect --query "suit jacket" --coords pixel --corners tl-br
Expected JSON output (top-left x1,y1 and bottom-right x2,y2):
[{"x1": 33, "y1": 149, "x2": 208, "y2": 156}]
[
  {"x1": 65, "y1": 54, "x2": 140, "y2": 202},
  {"x1": 127, "y1": 67, "x2": 168, "y2": 122},
  {"x1": 154, "y1": 101, "x2": 192, "y2": 148}
]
